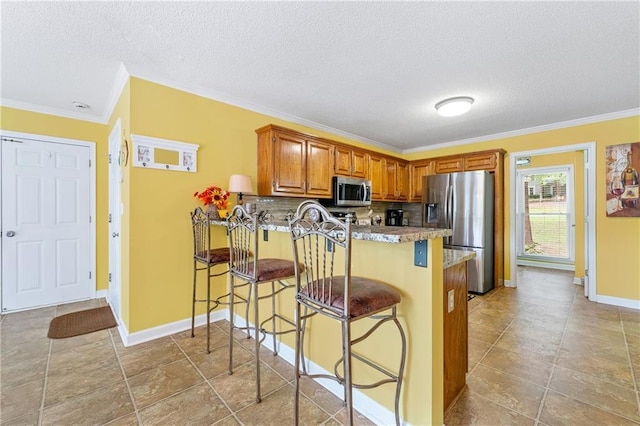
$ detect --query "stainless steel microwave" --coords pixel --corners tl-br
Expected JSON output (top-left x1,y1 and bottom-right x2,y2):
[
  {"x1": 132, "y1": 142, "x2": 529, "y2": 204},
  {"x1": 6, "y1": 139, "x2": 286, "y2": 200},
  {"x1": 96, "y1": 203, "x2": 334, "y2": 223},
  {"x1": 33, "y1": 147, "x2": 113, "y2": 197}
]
[{"x1": 331, "y1": 176, "x2": 372, "y2": 207}]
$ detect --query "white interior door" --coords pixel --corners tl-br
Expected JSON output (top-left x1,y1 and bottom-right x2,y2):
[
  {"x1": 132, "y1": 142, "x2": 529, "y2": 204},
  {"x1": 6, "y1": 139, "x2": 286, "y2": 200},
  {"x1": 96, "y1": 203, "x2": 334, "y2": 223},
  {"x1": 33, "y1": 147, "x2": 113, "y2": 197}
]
[
  {"x1": 108, "y1": 120, "x2": 122, "y2": 321},
  {"x1": 2, "y1": 137, "x2": 92, "y2": 311}
]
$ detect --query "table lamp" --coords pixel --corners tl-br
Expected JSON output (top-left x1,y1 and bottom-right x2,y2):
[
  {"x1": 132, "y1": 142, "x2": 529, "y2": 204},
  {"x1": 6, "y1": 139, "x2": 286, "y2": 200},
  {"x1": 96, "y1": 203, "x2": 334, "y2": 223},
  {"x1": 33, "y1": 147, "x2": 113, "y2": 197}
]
[{"x1": 228, "y1": 174, "x2": 253, "y2": 205}]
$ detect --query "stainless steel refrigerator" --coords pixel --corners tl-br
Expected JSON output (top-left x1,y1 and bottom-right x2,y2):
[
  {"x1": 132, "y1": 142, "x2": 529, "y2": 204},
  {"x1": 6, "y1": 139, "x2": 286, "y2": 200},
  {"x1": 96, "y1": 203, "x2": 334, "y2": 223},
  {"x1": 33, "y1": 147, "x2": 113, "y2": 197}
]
[{"x1": 422, "y1": 171, "x2": 494, "y2": 293}]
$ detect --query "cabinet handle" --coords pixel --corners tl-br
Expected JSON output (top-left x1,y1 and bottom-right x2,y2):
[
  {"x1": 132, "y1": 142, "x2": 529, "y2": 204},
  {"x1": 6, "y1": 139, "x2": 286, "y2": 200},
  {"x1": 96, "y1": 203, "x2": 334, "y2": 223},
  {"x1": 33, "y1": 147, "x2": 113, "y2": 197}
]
[{"x1": 303, "y1": 181, "x2": 306, "y2": 192}]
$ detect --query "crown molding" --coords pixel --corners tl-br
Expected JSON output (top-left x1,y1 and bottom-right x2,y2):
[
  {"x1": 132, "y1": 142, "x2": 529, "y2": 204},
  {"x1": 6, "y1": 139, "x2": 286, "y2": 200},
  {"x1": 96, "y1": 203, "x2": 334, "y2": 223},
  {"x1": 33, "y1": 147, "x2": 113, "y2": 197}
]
[
  {"x1": 126, "y1": 71, "x2": 401, "y2": 154},
  {"x1": 0, "y1": 98, "x2": 106, "y2": 124},
  {"x1": 403, "y1": 108, "x2": 640, "y2": 154}
]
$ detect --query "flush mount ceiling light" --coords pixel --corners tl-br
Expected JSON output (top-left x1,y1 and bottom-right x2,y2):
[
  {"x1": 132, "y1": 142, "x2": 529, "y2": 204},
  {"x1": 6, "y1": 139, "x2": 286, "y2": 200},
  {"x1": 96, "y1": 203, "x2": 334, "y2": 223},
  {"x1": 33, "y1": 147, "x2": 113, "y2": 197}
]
[
  {"x1": 72, "y1": 101, "x2": 90, "y2": 110},
  {"x1": 435, "y1": 96, "x2": 474, "y2": 117}
]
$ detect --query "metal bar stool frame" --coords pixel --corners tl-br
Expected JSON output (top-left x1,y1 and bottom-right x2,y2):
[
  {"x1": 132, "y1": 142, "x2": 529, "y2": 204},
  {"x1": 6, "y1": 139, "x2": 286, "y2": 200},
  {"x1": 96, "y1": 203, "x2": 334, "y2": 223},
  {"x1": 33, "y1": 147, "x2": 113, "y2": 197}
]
[
  {"x1": 191, "y1": 206, "x2": 249, "y2": 353},
  {"x1": 226, "y1": 205, "x2": 297, "y2": 403},
  {"x1": 288, "y1": 200, "x2": 407, "y2": 426}
]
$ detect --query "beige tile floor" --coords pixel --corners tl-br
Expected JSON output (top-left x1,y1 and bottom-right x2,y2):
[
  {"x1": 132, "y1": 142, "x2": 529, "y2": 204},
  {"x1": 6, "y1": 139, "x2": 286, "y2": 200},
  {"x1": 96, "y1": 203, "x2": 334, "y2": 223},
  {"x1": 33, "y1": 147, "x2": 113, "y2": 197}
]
[
  {"x1": 446, "y1": 266, "x2": 640, "y2": 425},
  {"x1": 1, "y1": 266, "x2": 639, "y2": 425}
]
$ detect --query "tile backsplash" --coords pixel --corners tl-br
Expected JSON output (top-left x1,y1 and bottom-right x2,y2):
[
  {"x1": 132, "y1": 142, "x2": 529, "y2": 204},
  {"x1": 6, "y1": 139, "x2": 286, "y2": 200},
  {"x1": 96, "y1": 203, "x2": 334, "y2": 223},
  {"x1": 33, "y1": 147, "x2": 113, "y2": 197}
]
[{"x1": 240, "y1": 196, "x2": 423, "y2": 226}]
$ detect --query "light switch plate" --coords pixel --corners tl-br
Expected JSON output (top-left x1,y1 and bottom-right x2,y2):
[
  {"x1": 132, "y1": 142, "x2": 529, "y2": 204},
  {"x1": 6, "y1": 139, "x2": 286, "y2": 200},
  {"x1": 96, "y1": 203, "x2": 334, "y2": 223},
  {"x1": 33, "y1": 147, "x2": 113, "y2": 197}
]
[{"x1": 448, "y1": 289, "x2": 455, "y2": 313}]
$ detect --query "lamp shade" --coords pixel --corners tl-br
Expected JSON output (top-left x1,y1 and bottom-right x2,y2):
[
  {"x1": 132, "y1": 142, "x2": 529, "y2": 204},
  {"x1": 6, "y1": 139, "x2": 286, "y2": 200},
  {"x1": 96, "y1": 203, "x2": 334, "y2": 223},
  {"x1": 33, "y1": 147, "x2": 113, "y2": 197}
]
[{"x1": 228, "y1": 174, "x2": 253, "y2": 194}]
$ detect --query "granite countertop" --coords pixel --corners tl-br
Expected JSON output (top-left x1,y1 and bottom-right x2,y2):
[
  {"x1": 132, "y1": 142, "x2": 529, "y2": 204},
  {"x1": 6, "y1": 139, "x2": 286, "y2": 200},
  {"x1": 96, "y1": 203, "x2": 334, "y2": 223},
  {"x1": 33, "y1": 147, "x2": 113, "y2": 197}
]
[
  {"x1": 443, "y1": 248, "x2": 477, "y2": 268},
  {"x1": 211, "y1": 219, "x2": 452, "y2": 243}
]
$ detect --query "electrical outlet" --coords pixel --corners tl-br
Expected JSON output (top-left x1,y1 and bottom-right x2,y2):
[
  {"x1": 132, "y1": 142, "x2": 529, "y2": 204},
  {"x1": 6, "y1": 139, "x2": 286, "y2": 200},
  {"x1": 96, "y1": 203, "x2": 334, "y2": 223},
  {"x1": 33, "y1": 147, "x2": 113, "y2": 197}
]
[{"x1": 448, "y1": 289, "x2": 455, "y2": 313}]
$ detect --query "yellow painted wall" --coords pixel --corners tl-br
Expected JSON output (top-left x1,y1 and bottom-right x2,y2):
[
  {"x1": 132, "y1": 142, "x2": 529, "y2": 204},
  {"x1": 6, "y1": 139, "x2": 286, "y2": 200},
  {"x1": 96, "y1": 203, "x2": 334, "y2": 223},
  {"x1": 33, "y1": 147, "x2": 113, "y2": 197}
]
[
  {"x1": 126, "y1": 77, "x2": 400, "y2": 332},
  {"x1": 0, "y1": 107, "x2": 109, "y2": 292},
  {"x1": 106, "y1": 80, "x2": 132, "y2": 327},
  {"x1": 516, "y1": 151, "x2": 585, "y2": 278},
  {"x1": 406, "y1": 116, "x2": 640, "y2": 301}
]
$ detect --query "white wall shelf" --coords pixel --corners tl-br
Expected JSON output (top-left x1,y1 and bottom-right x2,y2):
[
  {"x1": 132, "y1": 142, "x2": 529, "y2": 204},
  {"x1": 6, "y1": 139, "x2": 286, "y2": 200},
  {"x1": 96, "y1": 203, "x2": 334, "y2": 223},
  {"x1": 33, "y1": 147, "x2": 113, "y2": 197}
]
[{"x1": 131, "y1": 134, "x2": 199, "y2": 172}]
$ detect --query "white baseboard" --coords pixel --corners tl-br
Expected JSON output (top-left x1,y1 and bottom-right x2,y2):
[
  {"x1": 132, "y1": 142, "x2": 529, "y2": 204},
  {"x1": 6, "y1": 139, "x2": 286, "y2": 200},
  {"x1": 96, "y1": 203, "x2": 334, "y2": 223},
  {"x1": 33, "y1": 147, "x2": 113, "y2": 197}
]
[
  {"x1": 96, "y1": 289, "x2": 108, "y2": 299},
  {"x1": 503, "y1": 279, "x2": 515, "y2": 288},
  {"x1": 117, "y1": 309, "x2": 229, "y2": 347},
  {"x1": 573, "y1": 277, "x2": 583, "y2": 286},
  {"x1": 229, "y1": 312, "x2": 401, "y2": 426},
  {"x1": 595, "y1": 295, "x2": 640, "y2": 310}
]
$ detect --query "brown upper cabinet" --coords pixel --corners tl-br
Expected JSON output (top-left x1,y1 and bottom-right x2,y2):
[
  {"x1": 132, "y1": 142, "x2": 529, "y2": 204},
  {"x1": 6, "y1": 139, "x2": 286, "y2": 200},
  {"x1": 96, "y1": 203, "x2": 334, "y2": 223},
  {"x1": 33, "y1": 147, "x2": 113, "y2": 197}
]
[
  {"x1": 385, "y1": 159, "x2": 409, "y2": 201},
  {"x1": 334, "y1": 146, "x2": 368, "y2": 178},
  {"x1": 434, "y1": 157, "x2": 464, "y2": 174},
  {"x1": 409, "y1": 160, "x2": 433, "y2": 202},
  {"x1": 369, "y1": 153, "x2": 385, "y2": 200},
  {"x1": 256, "y1": 125, "x2": 333, "y2": 198},
  {"x1": 368, "y1": 155, "x2": 409, "y2": 201}
]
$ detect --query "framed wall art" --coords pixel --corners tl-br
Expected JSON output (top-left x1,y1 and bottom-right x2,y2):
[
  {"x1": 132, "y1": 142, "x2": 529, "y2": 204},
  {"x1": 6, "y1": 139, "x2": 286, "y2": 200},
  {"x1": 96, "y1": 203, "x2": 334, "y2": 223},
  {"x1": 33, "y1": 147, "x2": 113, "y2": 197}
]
[{"x1": 605, "y1": 142, "x2": 640, "y2": 217}]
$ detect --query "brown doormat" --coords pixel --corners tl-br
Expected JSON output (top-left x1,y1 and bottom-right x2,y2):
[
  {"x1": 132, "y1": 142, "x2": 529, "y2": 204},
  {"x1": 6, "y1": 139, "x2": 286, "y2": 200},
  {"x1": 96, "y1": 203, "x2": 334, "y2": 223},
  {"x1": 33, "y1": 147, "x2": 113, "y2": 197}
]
[{"x1": 48, "y1": 306, "x2": 117, "y2": 339}]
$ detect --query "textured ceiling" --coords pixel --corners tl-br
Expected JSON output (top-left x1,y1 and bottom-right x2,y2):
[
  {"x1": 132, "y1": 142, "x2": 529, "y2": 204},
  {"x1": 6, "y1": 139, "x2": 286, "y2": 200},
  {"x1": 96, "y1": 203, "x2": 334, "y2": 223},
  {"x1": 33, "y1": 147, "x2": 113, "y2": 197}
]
[{"x1": 1, "y1": 1, "x2": 639, "y2": 152}]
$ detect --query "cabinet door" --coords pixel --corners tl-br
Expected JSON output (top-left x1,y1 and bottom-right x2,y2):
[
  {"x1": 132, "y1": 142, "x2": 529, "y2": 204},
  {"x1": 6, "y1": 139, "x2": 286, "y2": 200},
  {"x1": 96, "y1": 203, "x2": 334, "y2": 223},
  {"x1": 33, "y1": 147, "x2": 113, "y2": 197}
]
[
  {"x1": 383, "y1": 159, "x2": 397, "y2": 200},
  {"x1": 334, "y1": 146, "x2": 352, "y2": 176},
  {"x1": 409, "y1": 162, "x2": 431, "y2": 202},
  {"x1": 464, "y1": 153, "x2": 497, "y2": 171},
  {"x1": 435, "y1": 157, "x2": 463, "y2": 174},
  {"x1": 369, "y1": 154, "x2": 384, "y2": 200},
  {"x1": 396, "y1": 161, "x2": 409, "y2": 201},
  {"x1": 306, "y1": 140, "x2": 333, "y2": 197},
  {"x1": 273, "y1": 132, "x2": 306, "y2": 195},
  {"x1": 351, "y1": 150, "x2": 368, "y2": 178}
]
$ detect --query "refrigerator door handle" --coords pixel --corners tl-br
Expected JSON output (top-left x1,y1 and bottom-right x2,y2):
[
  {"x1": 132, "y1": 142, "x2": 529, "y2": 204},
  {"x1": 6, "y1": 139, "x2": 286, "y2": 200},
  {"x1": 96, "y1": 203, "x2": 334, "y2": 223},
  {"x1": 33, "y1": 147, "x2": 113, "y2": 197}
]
[{"x1": 444, "y1": 184, "x2": 451, "y2": 244}]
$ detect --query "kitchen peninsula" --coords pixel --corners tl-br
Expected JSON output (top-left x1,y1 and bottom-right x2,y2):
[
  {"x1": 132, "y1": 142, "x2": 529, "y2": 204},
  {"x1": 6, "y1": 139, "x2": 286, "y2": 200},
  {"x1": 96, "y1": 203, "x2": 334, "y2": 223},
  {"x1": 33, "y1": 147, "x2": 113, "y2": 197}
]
[{"x1": 211, "y1": 219, "x2": 460, "y2": 425}]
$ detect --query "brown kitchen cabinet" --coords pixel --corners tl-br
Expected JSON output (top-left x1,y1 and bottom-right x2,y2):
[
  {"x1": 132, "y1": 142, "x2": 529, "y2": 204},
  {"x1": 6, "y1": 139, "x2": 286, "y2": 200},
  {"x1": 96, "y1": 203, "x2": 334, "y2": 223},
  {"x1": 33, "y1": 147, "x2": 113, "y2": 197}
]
[
  {"x1": 256, "y1": 125, "x2": 333, "y2": 198},
  {"x1": 409, "y1": 159, "x2": 433, "y2": 202},
  {"x1": 335, "y1": 146, "x2": 368, "y2": 178},
  {"x1": 368, "y1": 153, "x2": 385, "y2": 200},
  {"x1": 370, "y1": 156, "x2": 409, "y2": 201},
  {"x1": 443, "y1": 261, "x2": 468, "y2": 414},
  {"x1": 435, "y1": 157, "x2": 463, "y2": 174}
]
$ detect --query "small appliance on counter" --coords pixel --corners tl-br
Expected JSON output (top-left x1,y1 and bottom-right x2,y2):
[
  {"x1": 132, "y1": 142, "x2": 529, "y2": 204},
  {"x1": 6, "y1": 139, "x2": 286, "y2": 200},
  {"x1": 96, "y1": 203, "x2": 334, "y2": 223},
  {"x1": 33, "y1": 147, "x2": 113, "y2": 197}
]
[
  {"x1": 331, "y1": 211, "x2": 357, "y2": 224},
  {"x1": 385, "y1": 209, "x2": 404, "y2": 226}
]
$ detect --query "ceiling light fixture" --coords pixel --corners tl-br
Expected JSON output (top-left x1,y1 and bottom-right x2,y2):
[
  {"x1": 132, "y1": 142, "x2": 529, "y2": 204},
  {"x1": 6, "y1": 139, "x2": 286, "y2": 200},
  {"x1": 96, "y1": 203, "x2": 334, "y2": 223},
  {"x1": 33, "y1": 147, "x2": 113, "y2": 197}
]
[
  {"x1": 72, "y1": 101, "x2": 90, "y2": 110},
  {"x1": 435, "y1": 96, "x2": 474, "y2": 117}
]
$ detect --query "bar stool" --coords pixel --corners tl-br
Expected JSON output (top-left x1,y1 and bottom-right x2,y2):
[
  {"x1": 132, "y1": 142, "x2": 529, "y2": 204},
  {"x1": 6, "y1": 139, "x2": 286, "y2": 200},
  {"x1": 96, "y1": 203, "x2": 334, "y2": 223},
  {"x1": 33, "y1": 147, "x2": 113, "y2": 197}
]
[
  {"x1": 190, "y1": 206, "x2": 233, "y2": 353},
  {"x1": 288, "y1": 200, "x2": 407, "y2": 426},
  {"x1": 226, "y1": 205, "x2": 298, "y2": 403}
]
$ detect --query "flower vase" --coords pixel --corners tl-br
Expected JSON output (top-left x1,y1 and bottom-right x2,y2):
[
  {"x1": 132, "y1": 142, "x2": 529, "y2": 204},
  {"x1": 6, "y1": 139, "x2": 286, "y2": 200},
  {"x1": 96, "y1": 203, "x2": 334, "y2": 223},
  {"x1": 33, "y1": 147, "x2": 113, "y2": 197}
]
[{"x1": 207, "y1": 204, "x2": 221, "y2": 220}]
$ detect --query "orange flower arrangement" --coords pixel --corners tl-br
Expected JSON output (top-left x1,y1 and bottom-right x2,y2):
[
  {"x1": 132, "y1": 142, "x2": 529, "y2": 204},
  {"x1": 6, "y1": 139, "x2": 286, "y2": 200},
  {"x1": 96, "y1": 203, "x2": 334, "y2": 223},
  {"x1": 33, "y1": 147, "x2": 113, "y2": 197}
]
[{"x1": 193, "y1": 185, "x2": 230, "y2": 210}]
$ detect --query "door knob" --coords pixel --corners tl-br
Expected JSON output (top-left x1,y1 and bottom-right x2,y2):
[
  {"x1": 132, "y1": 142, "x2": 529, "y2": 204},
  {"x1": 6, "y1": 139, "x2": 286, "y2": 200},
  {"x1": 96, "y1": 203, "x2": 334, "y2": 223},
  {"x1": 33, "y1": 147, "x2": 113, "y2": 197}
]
[
  {"x1": 112, "y1": 232, "x2": 119, "y2": 238},
  {"x1": 6, "y1": 231, "x2": 16, "y2": 237}
]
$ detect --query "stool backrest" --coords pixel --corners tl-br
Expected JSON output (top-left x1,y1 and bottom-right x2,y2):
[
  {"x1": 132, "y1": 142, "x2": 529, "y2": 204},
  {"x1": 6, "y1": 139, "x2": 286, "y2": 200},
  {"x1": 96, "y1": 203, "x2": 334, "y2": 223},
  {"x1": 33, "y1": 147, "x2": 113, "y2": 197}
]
[
  {"x1": 191, "y1": 207, "x2": 212, "y2": 263},
  {"x1": 226, "y1": 205, "x2": 258, "y2": 280},
  {"x1": 288, "y1": 201, "x2": 352, "y2": 319}
]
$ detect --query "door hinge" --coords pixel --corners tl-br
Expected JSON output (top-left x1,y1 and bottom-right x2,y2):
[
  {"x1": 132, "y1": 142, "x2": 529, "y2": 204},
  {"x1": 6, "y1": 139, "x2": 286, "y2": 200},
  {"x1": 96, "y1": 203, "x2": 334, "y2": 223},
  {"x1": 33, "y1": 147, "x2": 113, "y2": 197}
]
[
  {"x1": 89, "y1": 216, "x2": 92, "y2": 223},
  {"x1": 108, "y1": 213, "x2": 112, "y2": 223},
  {"x1": 89, "y1": 159, "x2": 92, "y2": 167},
  {"x1": 108, "y1": 154, "x2": 112, "y2": 164},
  {"x1": 89, "y1": 271, "x2": 92, "y2": 279},
  {"x1": 109, "y1": 273, "x2": 112, "y2": 282}
]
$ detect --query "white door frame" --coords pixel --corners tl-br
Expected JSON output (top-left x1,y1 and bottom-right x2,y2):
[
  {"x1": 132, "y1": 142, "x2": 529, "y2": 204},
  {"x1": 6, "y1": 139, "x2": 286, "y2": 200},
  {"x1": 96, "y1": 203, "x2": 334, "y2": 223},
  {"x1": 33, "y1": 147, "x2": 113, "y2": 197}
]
[
  {"x1": 0, "y1": 130, "x2": 97, "y2": 309},
  {"x1": 509, "y1": 142, "x2": 596, "y2": 301},
  {"x1": 108, "y1": 119, "x2": 122, "y2": 322}
]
